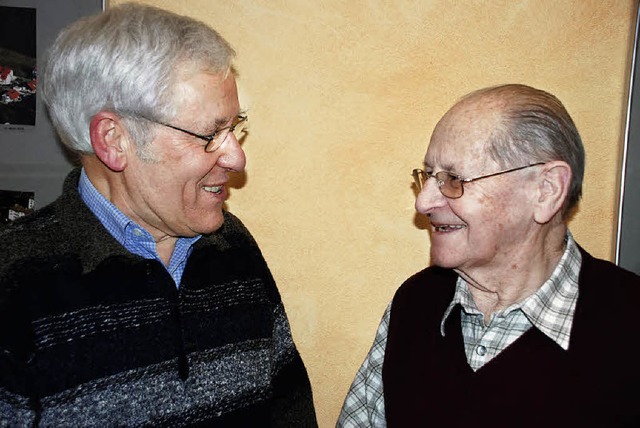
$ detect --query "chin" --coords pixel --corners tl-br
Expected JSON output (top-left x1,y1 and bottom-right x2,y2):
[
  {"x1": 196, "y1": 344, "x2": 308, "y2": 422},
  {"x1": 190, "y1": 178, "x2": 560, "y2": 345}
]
[
  {"x1": 205, "y1": 216, "x2": 226, "y2": 234},
  {"x1": 429, "y1": 250, "x2": 462, "y2": 269},
  {"x1": 188, "y1": 214, "x2": 225, "y2": 236}
]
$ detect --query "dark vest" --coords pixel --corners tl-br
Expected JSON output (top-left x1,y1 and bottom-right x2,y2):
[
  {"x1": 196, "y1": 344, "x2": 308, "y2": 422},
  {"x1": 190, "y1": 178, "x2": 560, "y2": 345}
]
[{"x1": 383, "y1": 249, "x2": 640, "y2": 427}]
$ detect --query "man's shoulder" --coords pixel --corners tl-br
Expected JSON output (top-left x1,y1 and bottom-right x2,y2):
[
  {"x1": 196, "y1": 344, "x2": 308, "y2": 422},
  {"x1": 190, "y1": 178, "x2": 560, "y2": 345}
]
[
  {"x1": 576, "y1": 246, "x2": 640, "y2": 324},
  {"x1": 576, "y1": 248, "x2": 640, "y2": 330},
  {"x1": 396, "y1": 266, "x2": 458, "y2": 294},
  {"x1": 0, "y1": 169, "x2": 83, "y2": 261},
  {"x1": 220, "y1": 210, "x2": 251, "y2": 236},
  {"x1": 392, "y1": 266, "x2": 457, "y2": 311},
  {"x1": 0, "y1": 187, "x2": 101, "y2": 284},
  {"x1": 199, "y1": 211, "x2": 259, "y2": 250},
  {"x1": 0, "y1": 202, "x2": 65, "y2": 262},
  {"x1": 0, "y1": 201, "x2": 71, "y2": 306},
  {"x1": 385, "y1": 266, "x2": 457, "y2": 340},
  {"x1": 572, "y1": 246, "x2": 640, "y2": 352},
  {"x1": 579, "y1": 246, "x2": 640, "y2": 291}
]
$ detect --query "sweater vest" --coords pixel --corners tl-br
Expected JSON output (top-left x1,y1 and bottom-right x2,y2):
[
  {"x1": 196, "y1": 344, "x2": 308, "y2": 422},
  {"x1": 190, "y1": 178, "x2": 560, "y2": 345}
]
[{"x1": 383, "y1": 250, "x2": 640, "y2": 427}]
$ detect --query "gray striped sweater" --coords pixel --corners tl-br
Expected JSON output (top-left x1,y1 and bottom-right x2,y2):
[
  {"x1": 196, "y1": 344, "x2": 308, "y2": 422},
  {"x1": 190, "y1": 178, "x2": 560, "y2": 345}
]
[{"x1": 0, "y1": 169, "x2": 317, "y2": 427}]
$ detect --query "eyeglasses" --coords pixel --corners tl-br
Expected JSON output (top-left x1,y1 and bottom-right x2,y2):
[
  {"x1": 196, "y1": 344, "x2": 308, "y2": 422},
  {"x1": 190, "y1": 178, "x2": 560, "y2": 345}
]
[
  {"x1": 144, "y1": 115, "x2": 248, "y2": 152},
  {"x1": 412, "y1": 162, "x2": 545, "y2": 199}
]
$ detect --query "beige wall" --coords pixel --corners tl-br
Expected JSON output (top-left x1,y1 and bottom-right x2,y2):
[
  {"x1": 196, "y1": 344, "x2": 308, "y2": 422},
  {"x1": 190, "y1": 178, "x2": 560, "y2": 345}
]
[{"x1": 109, "y1": 0, "x2": 638, "y2": 425}]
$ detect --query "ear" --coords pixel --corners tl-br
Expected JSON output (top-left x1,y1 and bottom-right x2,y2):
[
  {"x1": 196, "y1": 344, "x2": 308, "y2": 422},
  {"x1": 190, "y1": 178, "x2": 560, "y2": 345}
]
[
  {"x1": 533, "y1": 161, "x2": 571, "y2": 224},
  {"x1": 89, "y1": 111, "x2": 130, "y2": 172}
]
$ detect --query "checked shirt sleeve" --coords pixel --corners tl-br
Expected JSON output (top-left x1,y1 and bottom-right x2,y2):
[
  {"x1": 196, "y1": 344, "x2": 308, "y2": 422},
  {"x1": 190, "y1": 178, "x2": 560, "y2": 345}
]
[{"x1": 336, "y1": 304, "x2": 390, "y2": 428}]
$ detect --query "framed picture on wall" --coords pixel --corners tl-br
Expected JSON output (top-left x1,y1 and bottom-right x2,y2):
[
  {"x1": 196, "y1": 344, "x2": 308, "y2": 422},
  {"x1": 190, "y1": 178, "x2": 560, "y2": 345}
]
[
  {"x1": 0, "y1": 0, "x2": 104, "y2": 209},
  {"x1": 0, "y1": 5, "x2": 37, "y2": 127}
]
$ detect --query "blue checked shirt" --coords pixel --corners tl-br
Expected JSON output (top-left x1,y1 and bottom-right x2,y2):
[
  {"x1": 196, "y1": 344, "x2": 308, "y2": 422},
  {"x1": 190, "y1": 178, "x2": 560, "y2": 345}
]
[
  {"x1": 78, "y1": 168, "x2": 200, "y2": 287},
  {"x1": 337, "y1": 233, "x2": 582, "y2": 427}
]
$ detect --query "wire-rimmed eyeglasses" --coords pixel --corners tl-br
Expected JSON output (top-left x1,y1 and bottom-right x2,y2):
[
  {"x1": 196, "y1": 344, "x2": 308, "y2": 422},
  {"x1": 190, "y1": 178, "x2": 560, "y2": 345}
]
[
  {"x1": 412, "y1": 162, "x2": 545, "y2": 199},
  {"x1": 143, "y1": 115, "x2": 248, "y2": 153}
]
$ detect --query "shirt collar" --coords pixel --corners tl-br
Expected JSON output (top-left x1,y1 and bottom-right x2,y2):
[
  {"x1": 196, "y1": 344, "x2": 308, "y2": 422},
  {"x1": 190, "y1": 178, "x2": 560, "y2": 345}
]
[
  {"x1": 440, "y1": 232, "x2": 582, "y2": 350},
  {"x1": 77, "y1": 167, "x2": 201, "y2": 262},
  {"x1": 78, "y1": 167, "x2": 131, "y2": 245}
]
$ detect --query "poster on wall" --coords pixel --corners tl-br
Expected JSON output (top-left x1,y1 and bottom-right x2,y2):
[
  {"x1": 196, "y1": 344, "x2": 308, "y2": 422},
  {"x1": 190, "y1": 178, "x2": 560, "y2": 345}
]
[
  {"x1": 0, "y1": 5, "x2": 37, "y2": 127},
  {"x1": 0, "y1": 0, "x2": 103, "y2": 209}
]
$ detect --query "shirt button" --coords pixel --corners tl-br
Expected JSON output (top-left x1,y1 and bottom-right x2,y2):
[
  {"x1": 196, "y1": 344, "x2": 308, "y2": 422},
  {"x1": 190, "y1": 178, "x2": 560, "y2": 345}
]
[
  {"x1": 476, "y1": 345, "x2": 487, "y2": 356},
  {"x1": 133, "y1": 228, "x2": 143, "y2": 236}
]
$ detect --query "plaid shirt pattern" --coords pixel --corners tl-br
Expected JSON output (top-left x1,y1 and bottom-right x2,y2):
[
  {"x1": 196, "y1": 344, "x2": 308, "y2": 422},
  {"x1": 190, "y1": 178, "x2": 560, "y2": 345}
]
[
  {"x1": 78, "y1": 168, "x2": 200, "y2": 287},
  {"x1": 337, "y1": 233, "x2": 581, "y2": 427}
]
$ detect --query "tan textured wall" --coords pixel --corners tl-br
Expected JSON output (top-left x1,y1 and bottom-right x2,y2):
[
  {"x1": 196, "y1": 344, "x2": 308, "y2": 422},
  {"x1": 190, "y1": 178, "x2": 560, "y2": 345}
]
[{"x1": 109, "y1": 1, "x2": 637, "y2": 425}]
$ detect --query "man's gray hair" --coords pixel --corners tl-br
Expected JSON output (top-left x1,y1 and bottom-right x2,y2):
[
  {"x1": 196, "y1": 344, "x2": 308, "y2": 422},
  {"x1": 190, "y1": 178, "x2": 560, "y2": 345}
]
[
  {"x1": 468, "y1": 84, "x2": 585, "y2": 215},
  {"x1": 41, "y1": 2, "x2": 236, "y2": 155}
]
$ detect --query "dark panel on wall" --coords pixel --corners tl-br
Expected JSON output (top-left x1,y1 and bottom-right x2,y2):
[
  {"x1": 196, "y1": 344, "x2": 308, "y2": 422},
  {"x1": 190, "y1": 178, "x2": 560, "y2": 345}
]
[
  {"x1": 616, "y1": 3, "x2": 640, "y2": 274},
  {"x1": 0, "y1": 0, "x2": 104, "y2": 208}
]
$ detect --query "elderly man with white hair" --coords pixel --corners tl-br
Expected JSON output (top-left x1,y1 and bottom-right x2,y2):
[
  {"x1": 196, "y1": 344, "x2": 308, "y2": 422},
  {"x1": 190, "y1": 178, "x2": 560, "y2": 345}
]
[{"x1": 339, "y1": 84, "x2": 640, "y2": 427}]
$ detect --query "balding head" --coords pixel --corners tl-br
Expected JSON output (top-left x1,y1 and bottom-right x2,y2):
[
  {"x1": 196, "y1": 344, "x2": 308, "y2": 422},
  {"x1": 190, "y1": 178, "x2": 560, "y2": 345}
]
[{"x1": 446, "y1": 84, "x2": 585, "y2": 215}]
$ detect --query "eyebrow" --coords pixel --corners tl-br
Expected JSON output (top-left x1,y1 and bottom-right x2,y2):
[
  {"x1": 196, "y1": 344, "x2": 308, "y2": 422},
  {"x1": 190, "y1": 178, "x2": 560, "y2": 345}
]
[
  {"x1": 213, "y1": 116, "x2": 233, "y2": 127},
  {"x1": 206, "y1": 111, "x2": 247, "y2": 132},
  {"x1": 424, "y1": 161, "x2": 457, "y2": 173}
]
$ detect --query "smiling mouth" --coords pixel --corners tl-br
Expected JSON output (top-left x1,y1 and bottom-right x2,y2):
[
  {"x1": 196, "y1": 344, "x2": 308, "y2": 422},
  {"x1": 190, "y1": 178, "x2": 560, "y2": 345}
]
[
  {"x1": 202, "y1": 185, "x2": 223, "y2": 195},
  {"x1": 431, "y1": 224, "x2": 466, "y2": 233}
]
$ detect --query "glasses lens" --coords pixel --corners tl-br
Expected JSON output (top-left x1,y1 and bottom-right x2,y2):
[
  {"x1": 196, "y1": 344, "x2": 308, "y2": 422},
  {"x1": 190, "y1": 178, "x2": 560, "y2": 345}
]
[
  {"x1": 204, "y1": 134, "x2": 225, "y2": 152},
  {"x1": 436, "y1": 172, "x2": 463, "y2": 198},
  {"x1": 412, "y1": 169, "x2": 426, "y2": 190},
  {"x1": 232, "y1": 117, "x2": 247, "y2": 140},
  {"x1": 204, "y1": 117, "x2": 248, "y2": 153}
]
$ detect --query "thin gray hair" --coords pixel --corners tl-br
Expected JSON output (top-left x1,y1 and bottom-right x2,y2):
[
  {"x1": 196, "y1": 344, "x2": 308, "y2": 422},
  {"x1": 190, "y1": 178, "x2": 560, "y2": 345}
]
[
  {"x1": 465, "y1": 84, "x2": 585, "y2": 216},
  {"x1": 41, "y1": 2, "x2": 236, "y2": 155}
]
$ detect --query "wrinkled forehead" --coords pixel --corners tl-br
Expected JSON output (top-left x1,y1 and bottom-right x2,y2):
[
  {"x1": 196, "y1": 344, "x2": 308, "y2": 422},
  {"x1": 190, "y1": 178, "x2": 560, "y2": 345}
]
[{"x1": 424, "y1": 97, "x2": 503, "y2": 170}]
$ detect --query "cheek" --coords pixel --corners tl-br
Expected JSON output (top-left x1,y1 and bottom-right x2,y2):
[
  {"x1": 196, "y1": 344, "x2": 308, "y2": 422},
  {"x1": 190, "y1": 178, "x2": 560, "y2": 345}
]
[
  {"x1": 191, "y1": 152, "x2": 219, "y2": 173},
  {"x1": 454, "y1": 193, "x2": 510, "y2": 238},
  {"x1": 450, "y1": 191, "x2": 497, "y2": 225},
  {"x1": 181, "y1": 158, "x2": 221, "y2": 198},
  {"x1": 177, "y1": 155, "x2": 217, "y2": 183}
]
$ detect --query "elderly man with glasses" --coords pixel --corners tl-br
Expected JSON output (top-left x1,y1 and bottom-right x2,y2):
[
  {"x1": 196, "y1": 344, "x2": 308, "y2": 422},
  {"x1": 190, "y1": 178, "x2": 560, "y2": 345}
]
[
  {"x1": 338, "y1": 84, "x2": 640, "y2": 427},
  {"x1": 0, "y1": 4, "x2": 317, "y2": 426}
]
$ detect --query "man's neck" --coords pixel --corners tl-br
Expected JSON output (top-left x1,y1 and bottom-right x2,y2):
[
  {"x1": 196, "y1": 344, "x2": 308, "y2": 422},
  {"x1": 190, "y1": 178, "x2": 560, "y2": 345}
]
[
  {"x1": 456, "y1": 223, "x2": 567, "y2": 321},
  {"x1": 155, "y1": 236, "x2": 178, "y2": 266},
  {"x1": 83, "y1": 157, "x2": 178, "y2": 266}
]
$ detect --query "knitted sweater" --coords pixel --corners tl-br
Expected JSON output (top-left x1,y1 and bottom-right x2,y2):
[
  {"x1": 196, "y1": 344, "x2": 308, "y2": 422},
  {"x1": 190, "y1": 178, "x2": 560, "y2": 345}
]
[
  {"x1": 0, "y1": 169, "x2": 317, "y2": 427},
  {"x1": 383, "y1": 249, "x2": 640, "y2": 427}
]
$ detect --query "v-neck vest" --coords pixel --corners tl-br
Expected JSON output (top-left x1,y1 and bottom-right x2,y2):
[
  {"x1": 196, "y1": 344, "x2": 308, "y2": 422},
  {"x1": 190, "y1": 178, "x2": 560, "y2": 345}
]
[{"x1": 383, "y1": 251, "x2": 640, "y2": 427}]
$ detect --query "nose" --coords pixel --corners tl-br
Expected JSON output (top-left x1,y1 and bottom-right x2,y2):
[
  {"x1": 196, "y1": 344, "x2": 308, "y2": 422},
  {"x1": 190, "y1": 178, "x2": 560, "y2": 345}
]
[
  {"x1": 216, "y1": 133, "x2": 246, "y2": 172},
  {"x1": 415, "y1": 176, "x2": 447, "y2": 214}
]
